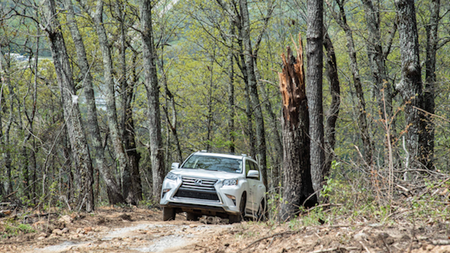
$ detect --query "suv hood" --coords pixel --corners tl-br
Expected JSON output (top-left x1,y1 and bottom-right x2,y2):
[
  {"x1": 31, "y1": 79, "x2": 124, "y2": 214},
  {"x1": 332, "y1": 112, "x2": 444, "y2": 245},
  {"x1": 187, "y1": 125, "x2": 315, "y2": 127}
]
[{"x1": 170, "y1": 168, "x2": 243, "y2": 180}]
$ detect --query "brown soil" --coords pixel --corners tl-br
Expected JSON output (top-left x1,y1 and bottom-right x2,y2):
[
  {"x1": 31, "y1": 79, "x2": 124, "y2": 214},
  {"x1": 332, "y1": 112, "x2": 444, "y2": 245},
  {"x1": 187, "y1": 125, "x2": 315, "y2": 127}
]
[{"x1": 1, "y1": 206, "x2": 450, "y2": 252}]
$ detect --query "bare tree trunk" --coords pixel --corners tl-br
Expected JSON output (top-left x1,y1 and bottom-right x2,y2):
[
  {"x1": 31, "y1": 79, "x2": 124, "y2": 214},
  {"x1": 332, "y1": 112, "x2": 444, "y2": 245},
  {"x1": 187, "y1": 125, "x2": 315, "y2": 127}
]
[
  {"x1": 307, "y1": 0, "x2": 325, "y2": 196},
  {"x1": 239, "y1": 0, "x2": 268, "y2": 187},
  {"x1": 255, "y1": 65, "x2": 283, "y2": 190},
  {"x1": 323, "y1": 30, "x2": 340, "y2": 179},
  {"x1": 206, "y1": 55, "x2": 215, "y2": 151},
  {"x1": 42, "y1": 0, "x2": 94, "y2": 211},
  {"x1": 227, "y1": 23, "x2": 236, "y2": 154},
  {"x1": 158, "y1": 43, "x2": 182, "y2": 163},
  {"x1": 114, "y1": 0, "x2": 140, "y2": 204},
  {"x1": 279, "y1": 39, "x2": 317, "y2": 221},
  {"x1": 0, "y1": 47, "x2": 15, "y2": 196},
  {"x1": 237, "y1": 32, "x2": 256, "y2": 158},
  {"x1": 361, "y1": 0, "x2": 395, "y2": 166},
  {"x1": 65, "y1": 0, "x2": 126, "y2": 205},
  {"x1": 92, "y1": 0, "x2": 130, "y2": 202},
  {"x1": 126, "y1": 51, "x2": 143, "y2": 201},
  {"x1": 329, "y1": 0, "x2": 374, "y2": 168},
  {"x1": 395, "y1": 0, "x2": 424, "y2": 169},
  {"x1": 422, "y1": 0, "x2": 440, "y2": 170},
  {"x1": 141, "y1": 0, "x2": 165, "y2": 201}
]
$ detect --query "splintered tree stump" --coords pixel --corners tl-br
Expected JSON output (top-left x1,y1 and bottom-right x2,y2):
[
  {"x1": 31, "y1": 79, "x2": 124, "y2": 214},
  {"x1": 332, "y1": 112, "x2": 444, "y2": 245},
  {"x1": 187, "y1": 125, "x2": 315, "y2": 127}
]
[{"x1": 278, "y1": 34, "x2": 317, "y2": 221}]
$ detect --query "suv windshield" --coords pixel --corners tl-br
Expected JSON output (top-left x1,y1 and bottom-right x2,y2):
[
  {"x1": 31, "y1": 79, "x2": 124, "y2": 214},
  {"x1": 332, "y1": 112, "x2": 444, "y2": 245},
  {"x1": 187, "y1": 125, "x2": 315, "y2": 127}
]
[{"x1": 182, "y1": 155, "x2": 242, "y2": 173}]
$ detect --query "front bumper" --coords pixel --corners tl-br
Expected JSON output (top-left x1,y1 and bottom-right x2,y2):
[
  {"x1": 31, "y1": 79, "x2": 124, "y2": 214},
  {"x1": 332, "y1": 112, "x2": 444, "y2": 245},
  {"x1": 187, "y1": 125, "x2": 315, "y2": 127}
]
[{"x1": 160, "y1": 176, "x2": 242, "y2": 216}]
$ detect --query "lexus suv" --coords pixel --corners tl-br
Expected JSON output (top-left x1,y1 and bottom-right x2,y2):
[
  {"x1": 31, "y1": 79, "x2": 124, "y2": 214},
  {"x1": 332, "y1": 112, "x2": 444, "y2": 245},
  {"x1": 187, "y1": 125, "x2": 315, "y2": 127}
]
[{"x1": 160, "y1": 151, "x2": 266, "y2": 223}]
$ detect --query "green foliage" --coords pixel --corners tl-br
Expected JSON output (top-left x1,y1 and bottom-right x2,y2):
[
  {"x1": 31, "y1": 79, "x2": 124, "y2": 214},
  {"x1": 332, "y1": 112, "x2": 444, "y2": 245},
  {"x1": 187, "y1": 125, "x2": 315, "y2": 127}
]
[
  {"x1": 1, "y1": 219, "x2": 35, "y2": 238},
  {"x1": 1, "y1": 0, "x2": 450, "y2": 212}
]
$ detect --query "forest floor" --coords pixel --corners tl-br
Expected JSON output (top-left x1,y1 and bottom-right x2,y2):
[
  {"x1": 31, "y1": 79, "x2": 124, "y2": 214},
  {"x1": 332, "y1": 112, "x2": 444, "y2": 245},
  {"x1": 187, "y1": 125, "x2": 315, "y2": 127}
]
[{"x1": 1, "y1": 206, "x2": 450, "y2": 253}]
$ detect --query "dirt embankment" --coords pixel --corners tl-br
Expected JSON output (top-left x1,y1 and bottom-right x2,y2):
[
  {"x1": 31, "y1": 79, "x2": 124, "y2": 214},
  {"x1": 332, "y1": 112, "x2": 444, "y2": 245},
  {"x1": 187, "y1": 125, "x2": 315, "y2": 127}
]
[{"x1": 1, "y1": 207, "x2": 450, "y2": 252}]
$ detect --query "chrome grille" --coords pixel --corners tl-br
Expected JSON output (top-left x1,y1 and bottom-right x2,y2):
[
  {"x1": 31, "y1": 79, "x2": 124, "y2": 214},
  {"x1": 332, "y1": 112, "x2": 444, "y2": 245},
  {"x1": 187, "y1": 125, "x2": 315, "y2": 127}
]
[
  {"x1": 179, "y1": 177, "x2": 217, "y2": 191},
  {"x1": 174, "y1": 177, "x2": 219, "y2": 201}
]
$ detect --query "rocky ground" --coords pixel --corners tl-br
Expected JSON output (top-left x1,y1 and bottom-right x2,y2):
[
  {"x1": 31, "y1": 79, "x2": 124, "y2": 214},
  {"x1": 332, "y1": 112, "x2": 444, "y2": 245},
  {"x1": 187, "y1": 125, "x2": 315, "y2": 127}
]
[{"x1": 1, "y1": 206, "x2": 450, "y2": 252}]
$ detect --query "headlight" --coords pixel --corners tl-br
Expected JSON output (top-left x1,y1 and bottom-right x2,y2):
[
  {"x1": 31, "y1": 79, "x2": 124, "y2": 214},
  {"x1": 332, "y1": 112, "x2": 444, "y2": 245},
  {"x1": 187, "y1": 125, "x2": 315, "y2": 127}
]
[
  {"x1": 223, "y1": 179, "x2": 238, "y2": 186},
  {"x1": 165, "y1": 172, "x2": 179, "y2": 181}
]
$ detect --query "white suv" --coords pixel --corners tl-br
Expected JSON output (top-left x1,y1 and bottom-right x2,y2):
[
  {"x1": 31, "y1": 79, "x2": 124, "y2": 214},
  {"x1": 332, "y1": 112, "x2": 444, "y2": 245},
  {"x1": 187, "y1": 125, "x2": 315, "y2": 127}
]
[{"x1": 160, "y1": 151, "x2": 266, "y2": 223}]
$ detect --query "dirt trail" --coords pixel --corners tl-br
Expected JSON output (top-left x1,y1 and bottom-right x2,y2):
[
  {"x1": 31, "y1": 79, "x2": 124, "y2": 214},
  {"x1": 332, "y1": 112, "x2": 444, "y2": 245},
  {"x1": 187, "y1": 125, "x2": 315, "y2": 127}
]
[
  {"x1": 2, "y1": 206, "x2": 450, "y2": 252},
  {"x1": 0, "y1": 207, "x2": 231, "y2": 253}
]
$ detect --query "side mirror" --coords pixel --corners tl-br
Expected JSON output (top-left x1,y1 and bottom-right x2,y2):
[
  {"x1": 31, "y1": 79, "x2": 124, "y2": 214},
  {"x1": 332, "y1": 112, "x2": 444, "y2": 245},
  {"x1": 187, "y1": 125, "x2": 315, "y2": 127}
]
[
  {"x1": 247, "y1": 170, "x2": 259, "y2": 179},
  {"x1": 171, "y1": 162, "x2": 180, "y2": 170}
]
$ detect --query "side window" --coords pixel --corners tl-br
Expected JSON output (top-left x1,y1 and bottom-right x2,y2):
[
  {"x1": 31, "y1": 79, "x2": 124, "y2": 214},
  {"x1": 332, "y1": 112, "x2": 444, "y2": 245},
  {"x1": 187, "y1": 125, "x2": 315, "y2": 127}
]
[
  {"x1": 245, "y1": 160, "x2": 251, "y2": 176},
  {"x1": 245, "y1": 160, "x2": 260, "y2": 180},
  {"x1": 251, "y1": 162, "x2": 260, "y2": 180}
]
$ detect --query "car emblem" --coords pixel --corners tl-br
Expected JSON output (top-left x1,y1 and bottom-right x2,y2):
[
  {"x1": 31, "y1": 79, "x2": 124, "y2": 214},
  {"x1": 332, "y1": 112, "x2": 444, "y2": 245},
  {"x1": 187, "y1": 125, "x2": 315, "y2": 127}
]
[{"x1": 194, "y1": 179, "x2": 203, "y2": 185}]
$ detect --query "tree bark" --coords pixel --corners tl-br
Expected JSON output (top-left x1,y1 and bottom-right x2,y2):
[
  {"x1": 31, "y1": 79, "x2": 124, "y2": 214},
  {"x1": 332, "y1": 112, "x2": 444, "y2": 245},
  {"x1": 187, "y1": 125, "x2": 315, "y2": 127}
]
[
  {"x1": 227, "y1": 22, "x2": 236, "y2": 154},
  {"x1": 422, "y1": 0, "x2": 440, "y2": 170},
  {"x1": 361, "y1": 0, "x2": 395, "y2": 167},
  {"x1": 141, "y1": 0, "x2": 166, "y2": 201},
  {"x1": 329, "y1": 0, "x2": 374, "y2": 169},
  {"x1": 0, "y1": 48, "x2": 14, "y2": 196},
  {"x1": 395, "y1": 0, "x2": 424, "y2": 169},
  {"x1": 323, "y1": 30, "x2": 340, "y2": 179},
  {"x1": 279, "y1": 39, "x2": 317, "y2": 221},
  {"x1": 42, "y1": 0, "x2": 94, "y2": 211},
  {"x1": 255, "y1": 65, "x2": 283, "y2": 190},
  {"x1": 91, "y1": 0, "x2": 131, "y2": 203},
  {"x1": 115, "y1": 1, "x2": 141, "y2": 204},
  {"x1": 65, "y1": 0, "x2": 126, "y2": 205},
  {"x1": 307, "y1": 0, "x2": 325, "y2": 196},
  {"x1": 239, "y1": 0, "x2": 268, "y2": 187},
  {"x1": 127, "y1": 51, "x2": 143, "y2": 200}
]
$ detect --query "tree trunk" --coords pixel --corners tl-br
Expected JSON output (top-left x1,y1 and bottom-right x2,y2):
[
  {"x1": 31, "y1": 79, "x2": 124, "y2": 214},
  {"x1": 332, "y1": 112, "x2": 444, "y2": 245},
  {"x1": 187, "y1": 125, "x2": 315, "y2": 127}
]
[
  {"x1": 227, "y1": 22, "x2": 236, "y2": 154},
  {"x1": 239, "y1": 0, "x2": 268, "y2": 187},
  {"x1": 42, "y1": 0, "x2": 94, "y2": 211},
  {"x1": 422, "y1": 0, "x2": 440, "y2": 170},
  {"x1": 0, "y1": 48, "x2": 15, "y2": 196},
  {"x1": 279, "y1": 39, "x2": 317, "y2": 221},
  {"x1": 307, "y1": 0, "x2": 325, "y2": 196},
  {"x1": 65, "y1": 0, "x2": 126, "y2": 205},
  {"x1": 115, "y1": 1, "x2": 140, "y2": 204},
  {"x1": 141, "y1": 0, "x2": 166, "y2": 201},
  {"x1": 330, "y1": 0, "x2": 374, "y2": 169},
  {"x1": 128, "y1": 51, "x2": 143, "y2": 200},
  {"x1": 323, "y1": 30, "x2": 340, "y2": 179},
  {"x1": 361, "y1": 0, "x2": 395, "y2": 167},
  {"x1": 92, "y1": 0, "x2": 130, "y2": 202},
  {"x1": 237, "y1": 29, "x2": 256, "y2": 158},
  {"x1": 254, "y1": 63, "x2": 283, "y2": 190},
  {"x1": 395, "y1": 0, "x2": 424, "y2": 169}
]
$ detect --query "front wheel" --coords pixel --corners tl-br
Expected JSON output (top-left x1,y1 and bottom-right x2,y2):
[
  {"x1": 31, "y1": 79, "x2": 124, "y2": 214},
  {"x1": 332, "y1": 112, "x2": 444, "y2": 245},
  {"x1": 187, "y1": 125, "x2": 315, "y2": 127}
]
[
  {"x1": 163, "y1": 207, "x2": 176, "y2": 221},
  {"x1": 229, "y1": 193, "x2": 246, "y2": 224}
]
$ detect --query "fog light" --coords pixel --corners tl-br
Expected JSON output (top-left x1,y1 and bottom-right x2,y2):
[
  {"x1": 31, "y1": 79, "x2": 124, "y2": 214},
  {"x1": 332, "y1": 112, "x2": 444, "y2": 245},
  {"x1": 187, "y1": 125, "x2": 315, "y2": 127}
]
[
  {"x1": 225, "y1": 194, "x2": 236, "y2": 206},
  {"x1": 162, "y1": 188, "x2": 171, "y2": 199}
]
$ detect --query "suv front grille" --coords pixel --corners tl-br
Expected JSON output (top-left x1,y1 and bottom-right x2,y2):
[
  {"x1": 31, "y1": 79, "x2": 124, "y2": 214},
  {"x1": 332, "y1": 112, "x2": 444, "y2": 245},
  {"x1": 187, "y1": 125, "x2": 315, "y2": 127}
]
[
  {"x1": 174, "y1": 177, "x2": 219, "y2": 201},
  {"x1": 180, "y1": 177, "x2": 217, "y2": 191}
]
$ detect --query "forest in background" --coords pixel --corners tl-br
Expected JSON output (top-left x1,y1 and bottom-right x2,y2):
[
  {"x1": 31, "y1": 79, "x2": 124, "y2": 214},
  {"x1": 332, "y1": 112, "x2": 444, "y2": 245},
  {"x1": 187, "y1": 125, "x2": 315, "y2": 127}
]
[{"x1": 1, "y1": 0, "x2": 450, "y2": 220}]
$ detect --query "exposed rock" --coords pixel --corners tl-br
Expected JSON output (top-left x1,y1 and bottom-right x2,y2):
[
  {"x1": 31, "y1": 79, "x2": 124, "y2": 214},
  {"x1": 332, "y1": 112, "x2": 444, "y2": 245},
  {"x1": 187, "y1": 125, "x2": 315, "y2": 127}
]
[{"x1": 52, "y1": 229, "x2": 63, "y2": 236}]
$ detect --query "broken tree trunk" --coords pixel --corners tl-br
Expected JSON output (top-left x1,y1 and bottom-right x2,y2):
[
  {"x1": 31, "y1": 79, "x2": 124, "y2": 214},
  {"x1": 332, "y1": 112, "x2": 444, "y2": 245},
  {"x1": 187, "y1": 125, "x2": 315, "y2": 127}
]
[{"x1": 279, "y1": 35, "x2": 317, "y2": 221}]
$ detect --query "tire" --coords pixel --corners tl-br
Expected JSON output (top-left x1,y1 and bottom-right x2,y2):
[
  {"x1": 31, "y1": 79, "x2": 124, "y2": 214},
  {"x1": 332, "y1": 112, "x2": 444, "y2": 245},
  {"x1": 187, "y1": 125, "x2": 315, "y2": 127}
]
[
  {"x1": 228, "y1": 214, "x2": 240, "y2": 224},
  {"x1": 163, "y1": 207, "x2": 176, "y2": 221},
  {"x1": 229, "y1": 193, "x2": 246, "y2": 224},
  {"x1": 239, "y1": 193, "x2": 246, "y2": 220},
  {"x1": 186, "y1": 212, "x2": 200, "y2": 221}
]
